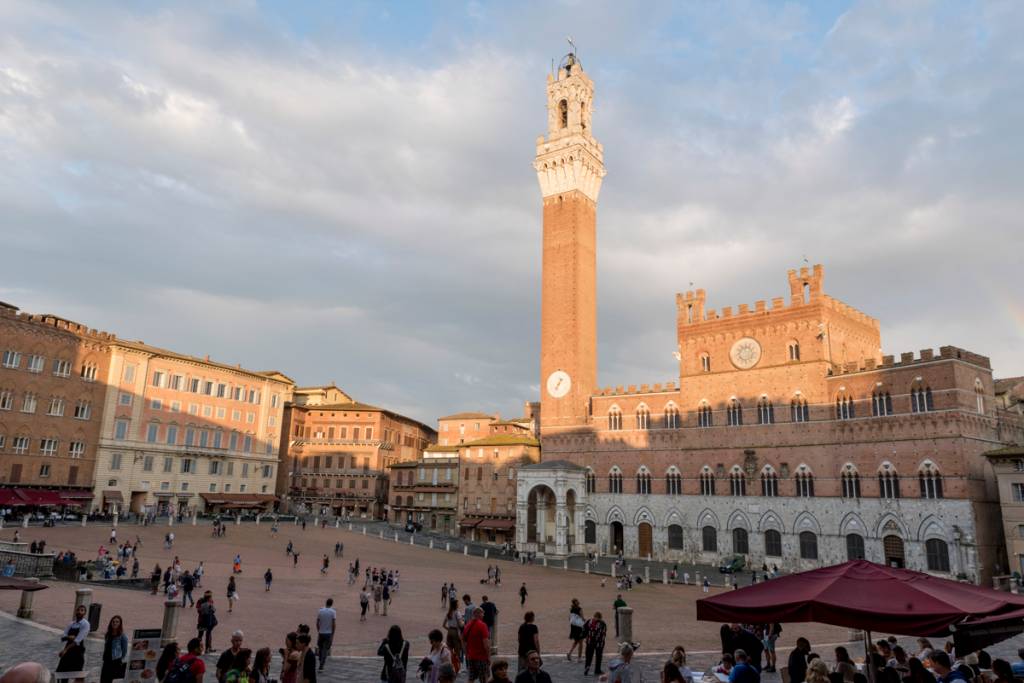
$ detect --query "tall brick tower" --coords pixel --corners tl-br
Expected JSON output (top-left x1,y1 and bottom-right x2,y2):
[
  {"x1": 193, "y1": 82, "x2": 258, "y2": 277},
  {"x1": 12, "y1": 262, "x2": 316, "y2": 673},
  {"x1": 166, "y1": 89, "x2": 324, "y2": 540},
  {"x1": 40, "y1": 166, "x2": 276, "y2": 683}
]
[{"x1": 535, "y1": 51, "x2": 606, "y2": 433}]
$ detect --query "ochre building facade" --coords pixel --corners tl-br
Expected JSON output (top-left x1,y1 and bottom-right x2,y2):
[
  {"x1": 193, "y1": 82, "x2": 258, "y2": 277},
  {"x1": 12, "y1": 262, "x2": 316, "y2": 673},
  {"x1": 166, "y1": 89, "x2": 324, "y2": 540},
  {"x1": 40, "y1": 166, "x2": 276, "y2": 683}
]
[{"x1": 518, "y1": 53, "x2": 1024, "y2": 583}]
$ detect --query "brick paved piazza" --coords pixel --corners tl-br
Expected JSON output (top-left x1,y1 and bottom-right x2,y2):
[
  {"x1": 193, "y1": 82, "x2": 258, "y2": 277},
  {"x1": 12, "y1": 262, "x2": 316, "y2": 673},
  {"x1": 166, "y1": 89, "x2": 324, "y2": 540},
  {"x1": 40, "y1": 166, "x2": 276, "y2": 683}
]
[{"x1": 0, "y1": 521, "x2": 852, "y2": 658}]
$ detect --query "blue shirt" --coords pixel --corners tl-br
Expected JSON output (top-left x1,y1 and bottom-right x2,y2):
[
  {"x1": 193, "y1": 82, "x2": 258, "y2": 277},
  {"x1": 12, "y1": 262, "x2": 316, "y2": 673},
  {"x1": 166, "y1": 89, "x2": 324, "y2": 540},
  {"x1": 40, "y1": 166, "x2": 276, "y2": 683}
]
[
  {"x1": 729, "y1": 662, "x2": 760, "y2": 683},
  {"x1": 1012, "y1": 661, "x2": 1024, "y2": 677}
]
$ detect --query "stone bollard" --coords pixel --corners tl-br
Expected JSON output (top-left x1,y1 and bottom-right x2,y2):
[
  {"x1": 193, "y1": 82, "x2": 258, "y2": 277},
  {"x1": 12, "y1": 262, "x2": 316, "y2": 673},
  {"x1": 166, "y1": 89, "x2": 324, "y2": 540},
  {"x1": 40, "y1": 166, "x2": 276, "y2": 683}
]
[
  {"x1": 585, "y1": 562, "x2": 590, "y2": 574},
  {"x1": 490, "y1": 616, "x2": 499, "y2": 656},
  {"x1": 394, "y1": 533, "x2": 399, "y2": 543},
  {"x1": 484, "y1": 549, "x2": 488, "y2": 559},
  {"x1": 362, "y1": 527, "x2": 366, "y2": 535},
  {"x1": 17, "y1": 578, "x2": 40, "y2": 618},
  {"x1": 429, "y1": 540, "x2": 434, "y2": 549},
  {"x1": 0, "y1": 517, "x2": 4, "y2": 529},
  {"x1": 662, "y1": 569, "x2": 668, "y2": 585},
  {"x1": 335, "y1": 519, "x2": 339, "y2": 529},
  {"x1": 695, "y1": 571, "x2": 701, "y2": 587},
  {"x1": 22, "y1": 516, "x2": 28, "y2": 528},
  {"x1": 611, "y1": 563, "x2": 617, "y2": 578},
  {"x1": 410, "y1": 536, "x2": 414, "y2": 546},
  {"x1": 168, "y1": 515, "x2": 174, "y2": 527},
  {"x1": 74, "y1": 588, "x2": 93, "y2": 613},
  {"x1": 542, "y1": 556, "x2": 548, "y2": 567},
  {"x1": 348, "y1": 523, "x2": 353, "y2": 531},
  {"x1": 445, "y1": 543, "x2": 451, "y2": 552},
  {"x1": 160, "y1": 600, "x2": 179, "y2": 647},
  {"x1": 618, "y1": 606, "x2": 634, "y2": 644},
  {"x1": 113, "y1": 512, "x2": 119, "y2": 528},
  {"x1": 644, "y1": 566, "x2": 650, "y2": 584},
  {"x1": 563, "y1": 559, "x2": 568, "y2": 571},
  {"x1": 295, "y1": 517, "x2": 299, "y2": 526},
  {"x1": 81, "y1": 517, "x2": 87, "y2": 528},
  {"x1": 255, "y1": 515, "x2": 261, "y2": 527},
  {"x1": 463, "y1": 547, "x2": 469, "y2": 556},
  {"x1": 191, "y1": 513, "x2": 197, "y2": 526},
  {"x1": 379, "y1": 530, "x2": 384, "y2": 539},
  {"x1": 235, "y1": 515, "x2": 241, "y2": 526}
]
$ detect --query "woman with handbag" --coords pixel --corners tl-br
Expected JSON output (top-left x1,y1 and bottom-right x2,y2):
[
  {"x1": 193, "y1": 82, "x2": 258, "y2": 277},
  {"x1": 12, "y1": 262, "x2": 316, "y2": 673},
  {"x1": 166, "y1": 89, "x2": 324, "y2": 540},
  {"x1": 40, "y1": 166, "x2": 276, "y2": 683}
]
[
  {"x1": 566, "y1": 598, "x2": 585, "y2": 662},
  {"x1": 100, "y1": 615, "x2": 129, "y2": 683}
]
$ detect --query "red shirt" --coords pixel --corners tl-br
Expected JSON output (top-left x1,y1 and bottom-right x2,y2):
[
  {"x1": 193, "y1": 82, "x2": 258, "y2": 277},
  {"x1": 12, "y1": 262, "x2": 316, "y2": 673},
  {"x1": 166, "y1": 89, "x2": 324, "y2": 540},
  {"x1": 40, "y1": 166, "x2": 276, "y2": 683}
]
[
  {"x1": 179, "y1": 653, "x2": 206, "y2": 681},
  {"x1": 462, "y1": 618, "x2": 490, "y2": 661}
]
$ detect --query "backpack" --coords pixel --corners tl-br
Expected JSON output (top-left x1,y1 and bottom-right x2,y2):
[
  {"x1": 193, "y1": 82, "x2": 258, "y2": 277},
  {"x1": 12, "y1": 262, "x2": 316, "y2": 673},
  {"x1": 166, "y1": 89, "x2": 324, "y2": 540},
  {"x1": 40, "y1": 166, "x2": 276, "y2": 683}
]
[
  {"x1": 165, "y1": 658, "x2": 197, "y2": 683},
  {"x1": 385, "y1": 642, "x2": 407, "y2": 683}
]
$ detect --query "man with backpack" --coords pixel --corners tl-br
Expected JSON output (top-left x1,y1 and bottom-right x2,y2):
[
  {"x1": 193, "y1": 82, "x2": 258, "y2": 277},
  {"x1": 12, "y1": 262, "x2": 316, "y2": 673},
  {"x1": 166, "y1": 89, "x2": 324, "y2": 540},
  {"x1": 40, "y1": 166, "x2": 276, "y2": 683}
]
[{"x1": 166, "y1": 637, "x2": 206, "y2": 683}]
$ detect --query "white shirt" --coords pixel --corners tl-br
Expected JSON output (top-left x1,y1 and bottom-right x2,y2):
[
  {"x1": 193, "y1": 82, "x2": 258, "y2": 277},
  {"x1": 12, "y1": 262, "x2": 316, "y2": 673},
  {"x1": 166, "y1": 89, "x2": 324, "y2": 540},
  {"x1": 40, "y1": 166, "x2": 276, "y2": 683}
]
[
  {"x1": 64, "y1": 617, "x2": 90, "y2": 645},
  {"x1": 317, "y1": 607, "x2": 337, "y2": 634}
]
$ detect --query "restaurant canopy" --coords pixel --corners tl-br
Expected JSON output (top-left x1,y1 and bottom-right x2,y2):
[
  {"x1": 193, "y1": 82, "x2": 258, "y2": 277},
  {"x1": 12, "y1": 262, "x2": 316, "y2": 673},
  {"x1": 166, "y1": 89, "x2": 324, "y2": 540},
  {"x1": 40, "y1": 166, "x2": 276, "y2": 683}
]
[
  {"x1": 696, "y1": 560, "x2": 1024, "y2": 650},
  {"x1": 0, "y1": 488, "x2": 69, "y2": 507}
]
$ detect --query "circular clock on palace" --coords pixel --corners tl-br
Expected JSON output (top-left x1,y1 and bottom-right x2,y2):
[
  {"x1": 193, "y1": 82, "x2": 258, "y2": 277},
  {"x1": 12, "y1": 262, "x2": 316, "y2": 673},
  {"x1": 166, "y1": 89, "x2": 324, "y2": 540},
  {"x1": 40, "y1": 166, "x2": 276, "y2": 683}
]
[
  {"x1": 546, "y1": 370, "x2": 572, "y2": 398},
  {"x1": 729, "y1": 337, "x2": 762, "y2": 370}
]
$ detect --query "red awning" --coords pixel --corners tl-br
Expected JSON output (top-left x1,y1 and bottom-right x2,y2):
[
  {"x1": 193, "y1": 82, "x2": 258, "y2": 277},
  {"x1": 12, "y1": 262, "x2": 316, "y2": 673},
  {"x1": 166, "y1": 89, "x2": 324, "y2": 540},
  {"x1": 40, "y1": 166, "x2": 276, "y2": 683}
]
[
  {"x1": 60, "y1": 490, "x2": 94, "y2": 500},
  {"x1": 102, "y1": 490, "x2": 124, "y2": 503},
  {"x1": 0, "y1": 489, "x2": 20, "y2": 506},
  {"x1": 15, "y1": 489, "x2": 65, "y2": 506},
  {"x1": 696, "y1": 560, "x2": 1024, "y2": 637},
  {"x1": 476, "y1": 519, "x2": 516, "y2": 530},
  {"x1": 459, "y1": 519, "x2": 482, "y2": 528}
]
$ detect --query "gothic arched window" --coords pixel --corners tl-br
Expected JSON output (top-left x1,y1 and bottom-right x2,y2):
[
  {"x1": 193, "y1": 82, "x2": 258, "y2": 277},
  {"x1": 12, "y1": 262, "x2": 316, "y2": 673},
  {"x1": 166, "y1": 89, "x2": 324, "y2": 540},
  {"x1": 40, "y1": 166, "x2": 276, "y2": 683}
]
[
  {"x1": 608, "y1": 467, "x2": 623, "y2": 494},
  {"x1": 559, "y1": 99, "x2": 568, "y2": 128},
  {"x1": 664, "y1": 404, "x2": 680, "y2": 429},
  {"x1": 699, "y1": 469, "x2": 715, "y2": 496},
  {"x1": 665, "y1": 467, "x2": 682, "y2": 495},
  {"x1": 608, "y1": 407, "x2": 622, "y2": 431},
  {"x1": 636, "y1": 406, "x2": 650, "y2": 430},
  {"x1": 636, "y1": 468, "x2": 652, "y2": 495},
  {"x1": 872, "y1": 390, "x2": 893, "y2": 416},
  {"x1": 841, "y1": 467, "x2": 861, "y2": 499},
  {"x1": 791, "y1": 396, "x2": 810, "y2": 423},
  {"x1": 585, "y1": 469, "x2": 596, "y2": 494},
  {"x1": 730, "y1": 468, "x2": 746, "y2": 496},
  {"x1": 919, "y1": 462, "x2": 943, "y2": 499},
  {"x1": 757, "y1": 397, "x2": 774, "y2": 425},
  {"x1": 700, "y1": 353, "x2": 711, "y2": 373},
  {"x1": 788, "y1": 341, "x2": 800, "y2": 361},
  {"x1": 795, "y1": 469, "x2": 815, "y2": 497},
  {"x1": 975, "y1": 379, "x2": 985, "y2": 414},
  {"x1": 878, "y1": 466, "x2": 901, "y2": 499},
  {"x1": 761, "y1": 470, "x2": 778, "y2": 497},
  {"x1": 836, "y1": 394, "x2": 855, "y2": 420},
  {"x1": 911, "y1": 385, "x2": 934, "y2": 413}
]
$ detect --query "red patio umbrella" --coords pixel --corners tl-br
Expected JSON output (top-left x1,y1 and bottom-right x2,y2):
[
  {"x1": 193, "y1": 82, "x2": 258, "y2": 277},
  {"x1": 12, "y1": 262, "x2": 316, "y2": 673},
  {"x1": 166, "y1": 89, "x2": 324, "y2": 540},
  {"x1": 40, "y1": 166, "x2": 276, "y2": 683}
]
[{"x1": 697, "y1": 560, "x2": 1024, "y2": 651}]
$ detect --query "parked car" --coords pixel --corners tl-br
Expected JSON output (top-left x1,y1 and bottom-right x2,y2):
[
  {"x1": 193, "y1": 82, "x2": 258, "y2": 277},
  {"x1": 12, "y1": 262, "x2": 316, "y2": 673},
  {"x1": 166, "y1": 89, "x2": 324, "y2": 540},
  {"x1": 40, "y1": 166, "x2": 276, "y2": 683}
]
[{"x1": 719, "y1": 556, "x2": 745, "y2": 573}]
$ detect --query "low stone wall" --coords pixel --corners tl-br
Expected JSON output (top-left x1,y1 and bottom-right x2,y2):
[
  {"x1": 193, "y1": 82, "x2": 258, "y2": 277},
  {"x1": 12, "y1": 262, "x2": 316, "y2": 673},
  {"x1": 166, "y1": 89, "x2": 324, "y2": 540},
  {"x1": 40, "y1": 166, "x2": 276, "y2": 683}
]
[{"x1": 0, "y1": 543, "x2": 56, "y2": 578}]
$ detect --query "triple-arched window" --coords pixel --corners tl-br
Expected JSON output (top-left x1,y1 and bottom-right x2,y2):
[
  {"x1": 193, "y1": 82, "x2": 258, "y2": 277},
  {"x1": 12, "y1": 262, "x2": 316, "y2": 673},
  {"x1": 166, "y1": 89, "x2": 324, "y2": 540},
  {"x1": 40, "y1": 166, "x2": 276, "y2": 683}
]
[
  {"x1": 791, "y1": 396, "x2": 809, "y2": 423},
  {"x1": 841, "y1": 466, "x2": 861, "y2": 499},
  {"x1": 636, "y1": 467, "x2": 652, "y2": 495},
  {"x1": 608, "y1": 467, "x2": 623, "y2": 494},
  {"x1": 878, "y1": 465, "x2": 901, "y2": 499},
  {"x1": 872, "y1": 390, "x2": 893, "y2": 416},
  {"x1": 795, "y1": 468, "x2": 815, "y2": 497},
  {"x1": 919, "y1": 462, "x2": 943, "y2": 499},
  {"x1": 697, "y1": 402, "x2": 713, "y2": 428},
  {"x1": 665, "y1": 467, "x2": 682, "y2": 495},
  {"x1": 761, "y1": 469, "x2": 778, "y2": 497},
  {"x1": 699, "y1": 468, "x2": 715, "y2": 496},
  {"x1": 727, "y1": 399, "x2": 743, "y2": 426},
  {"x1": 836, "y1": 394, "x2": 855, "y2": 420},
  {"x1": 757, "y1": 398, "x2": 774, "y2": 425},
  {"x1": 608, "y1": 407, "x2": 622, "y2": 431},
  {"x1": 636, "y1": 406, "x2": 650, "y2": 430},
  {"x1": 664, "y1": 404, "x2": 680, "y2": 429},
  {"x1": 730, "y1": 468, "x2": 746, "y2": 496},
  {"x1": 585, "y1": 469, "x2": 596, "y2": 494},
  {"x1": 911, "y1": 385, "x2": 934, "y2": 413}
]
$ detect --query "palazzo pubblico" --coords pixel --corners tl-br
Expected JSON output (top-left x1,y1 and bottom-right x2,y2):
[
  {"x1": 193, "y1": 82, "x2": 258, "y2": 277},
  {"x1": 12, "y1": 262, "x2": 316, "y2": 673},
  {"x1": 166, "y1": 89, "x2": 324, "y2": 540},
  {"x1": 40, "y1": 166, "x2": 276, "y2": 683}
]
[{"x1": 515, "y1": 52, "x2": 1024, "y2": 584}]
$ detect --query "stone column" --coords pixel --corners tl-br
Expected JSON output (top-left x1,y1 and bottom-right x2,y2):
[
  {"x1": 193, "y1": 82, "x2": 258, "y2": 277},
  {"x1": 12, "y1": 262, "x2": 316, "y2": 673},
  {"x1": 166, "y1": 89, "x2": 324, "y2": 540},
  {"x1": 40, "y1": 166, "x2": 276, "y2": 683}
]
[
  {"x1": 618, "y1": 606, "x2": 634, "y2": 644},
  {"x1": 585, "y1": 562, "x2": 590, "y2": 574},
  {"x1": 17, "y1": 578, "x2": 40, "y2": 618},
  {"x1": 160, "y1": 600, "x2": 179, "y2": 647},
  {"x1": 113, "y1": 512, "x2": 119, "y2": 528},
  {"x1": 536, "y1": 500, "x2": 547, "y2": 549},
  {"x1": 516, "y1": 501, "x2": 529, "y2": 550},
  {"x1": 554, "y1": 501, "x2": 568, "y2": 555},
  {"x1": 662, "y1": 568, "x2": 668, "y2": 585},
  {"x1": 192, "y1": 512, "x2": 198, "y2": 526}
]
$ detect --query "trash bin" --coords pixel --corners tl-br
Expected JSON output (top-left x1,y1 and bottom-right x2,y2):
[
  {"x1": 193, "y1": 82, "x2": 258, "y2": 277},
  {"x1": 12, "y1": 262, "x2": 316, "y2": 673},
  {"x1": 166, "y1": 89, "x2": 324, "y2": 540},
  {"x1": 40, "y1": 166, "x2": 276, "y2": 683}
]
[{"x1": 88, "y1": 602, "x2": 102, "y2": 634}]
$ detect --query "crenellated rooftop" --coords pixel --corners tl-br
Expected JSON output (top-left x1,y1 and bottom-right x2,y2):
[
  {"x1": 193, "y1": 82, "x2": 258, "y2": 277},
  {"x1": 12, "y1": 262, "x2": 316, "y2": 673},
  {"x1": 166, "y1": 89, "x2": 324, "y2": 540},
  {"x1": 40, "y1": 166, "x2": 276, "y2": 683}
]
[
  {"x1": 827, "y1": 345, "x2": 992, "y2": 376},
  {"x1": 0, "y1": 303, "x2": 116, "y2": 341},
  {"x1": 594, "y1": 382, "x2": 677, "y2": 397}
]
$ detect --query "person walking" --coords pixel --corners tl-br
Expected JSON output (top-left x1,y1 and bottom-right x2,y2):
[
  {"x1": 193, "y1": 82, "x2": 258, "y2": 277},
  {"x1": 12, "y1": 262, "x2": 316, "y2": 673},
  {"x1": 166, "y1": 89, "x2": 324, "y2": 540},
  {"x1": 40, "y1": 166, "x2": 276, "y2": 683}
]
[
  {"x1": 382, "y1": 583, "x2": 392, "y2": 617},
  {"x1": 227, "y1": 576, "x2": 238, "y2": 613},
  {"x1": 377, "y1": 624, "x2": 409, "y2": 683},
  {"x1": 110, "y1": 527, "x2": 117, "y2": 544},
  {"x1": 360, "y1": 587, "x2": 371, "y2": 622},
  {"x1": 321, "y1": 555, "x2": 329, "y2": 575},
  {"x1": 566, "y1": 598, "x2": 585, "y2": 662},
  {"x1": 373, "y1": 582, "x2": 384, "y2": 615},
  {"x1": 463, "y1": 607, "x2": 492, "y2": 683},
  {"x1": 516, "y1": 613, "x2": 540, "y2": 674},
  {"x1": 316, "y1": 598, "x2": 337, "y2": 672},
  {"x1": 442, "y1": 583, "x2": 449, "y2": 609},
  {"x1": 480, "y1": 596, "x2": 498, "y2": 649},
  {"x1": 57, "y1": 604, "x2": 91, "y2": 683},
  {"x1": 264, "y1": 569, "x2": 273, "y2": 592},
  {"x1": 151, "y1": 564, "x2": 163, "y2": 595},
  {"x1": 583, "y1": 611, "x2": 607, "y2": 677},
  {"x1": 181, "y1": 571, "x2": 196, "y2": 607},
  {"x1": 518, "y1": 583, "x2": 527, "y2": 607},
  {"x1": 100, "y1": 615, "x2": 129, "y2": 683},
  {"x1": 612, "y1": 595, "x2": 627, "y2": 638},
  {"x1": 703, "y1": 577, "x2": 711, "y2": 593},
  {"x1": 195, "y1": 561, "x2": 205, "y2": 587}
]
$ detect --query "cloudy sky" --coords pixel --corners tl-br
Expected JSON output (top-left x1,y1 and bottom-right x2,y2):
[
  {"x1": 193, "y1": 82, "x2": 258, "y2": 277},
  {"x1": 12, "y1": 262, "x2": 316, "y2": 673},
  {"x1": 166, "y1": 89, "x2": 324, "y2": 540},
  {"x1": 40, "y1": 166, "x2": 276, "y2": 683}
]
[{"x1": 2, "y1": 1, "x2": 1022, "y2": 423}]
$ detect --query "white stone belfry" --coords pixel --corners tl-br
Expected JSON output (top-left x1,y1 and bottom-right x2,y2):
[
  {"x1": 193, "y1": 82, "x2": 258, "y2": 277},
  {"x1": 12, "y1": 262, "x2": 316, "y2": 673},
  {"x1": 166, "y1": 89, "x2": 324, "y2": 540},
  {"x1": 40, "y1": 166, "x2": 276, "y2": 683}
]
[{"x1": 533, "y1": 53, "x2": 606, "y2": 202}]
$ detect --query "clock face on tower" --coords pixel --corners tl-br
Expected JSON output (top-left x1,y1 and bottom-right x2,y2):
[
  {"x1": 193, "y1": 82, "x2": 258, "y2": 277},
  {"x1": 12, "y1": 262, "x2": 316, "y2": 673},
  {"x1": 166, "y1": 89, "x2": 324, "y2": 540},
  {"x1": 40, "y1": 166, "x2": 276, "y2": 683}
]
[
  {"x1": 546, "y1": 370, "x2": 572, "y2": 399},
  {"x1": 729, "y1": 337, "x2": 762, "y2": 370}
]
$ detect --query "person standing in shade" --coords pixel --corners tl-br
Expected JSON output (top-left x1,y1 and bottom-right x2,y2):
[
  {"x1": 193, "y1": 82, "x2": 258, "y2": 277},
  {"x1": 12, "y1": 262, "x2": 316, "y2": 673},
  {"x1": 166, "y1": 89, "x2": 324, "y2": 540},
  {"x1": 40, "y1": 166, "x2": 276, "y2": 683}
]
[
  {"x1": 99, "y1": 615, "x2": 128, "y2": 683},
  {"x1": 787, "y1": 637, "x2": 811, "y2": 683},
  {"x1": 612, "y1": 595, "x2": 627, "y2": 638},
  {"x1": 57, "y1": 604, "x2": 90, "y2": 683},
  {"x1": 197, "y1": 592, "x2": 218, "y2": 653},
  {"x1": 516, "y1": 612, "x2": 540, "y2": 674},
  {"x1": 377, "y1": 624, "x2": 409, "y2": 683},
  {"x1": 227, "y1": 576, "x2": 237, "y2": 613},
  {"x1": 463, "y1": 607, "x2": 492, "y2": 683},
  {"x1": 703, "y1": 577, "x2": 710, "y2": 593},
  {"x1": 513, "y1": 651, "x2": 551, "y2": 683},
  {"x1": 316, "y1": 599, "x2": 336, "y2": 672},
  {"x1": 583, "y1": 611, "x2": 607, "y2": 677},
  {"x1": 382, "y1": 583, "x2": 392, "y2": 616},
  {"x1": 373, "y1": 582, "x2": 384, "y2": 616},
  {"x1": 264, "y1": 569, "x2": 273, "y2": 592},
  {"x1": 181, "y1": 571, "x2": 196, "y2": 607},
  {"x1": 360, "y1": 587, "x2": 371, "y2": 622},
  {"x1": 519, "y1": 584, "x2": 528, "y2": 607},
  {"x1": 216, "y1": 631, "x2": 245, "y2": 683},
  {"x1": 297, "y1": 633, "x2": 317, "y2": 683}
]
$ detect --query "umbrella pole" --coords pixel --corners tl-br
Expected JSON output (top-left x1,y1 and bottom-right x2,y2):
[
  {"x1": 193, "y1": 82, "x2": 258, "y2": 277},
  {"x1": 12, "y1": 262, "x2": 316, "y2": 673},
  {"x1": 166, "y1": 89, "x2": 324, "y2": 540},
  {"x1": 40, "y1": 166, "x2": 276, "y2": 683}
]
[{"x1": 864, "y1": 630, "x2": 873, "y2": 683}]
